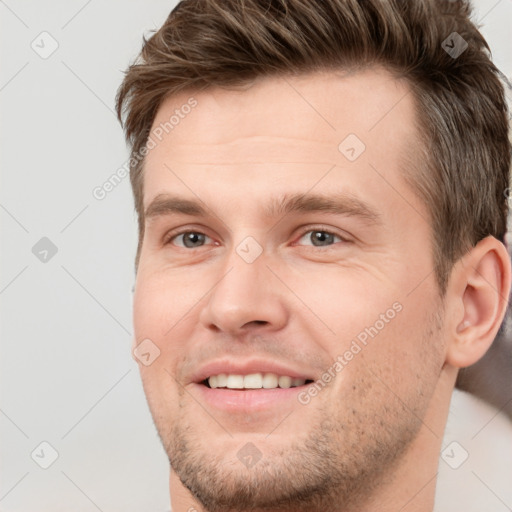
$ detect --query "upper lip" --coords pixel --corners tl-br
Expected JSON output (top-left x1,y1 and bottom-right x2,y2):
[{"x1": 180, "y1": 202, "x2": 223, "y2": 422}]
[{"x1": 189, "y1": 359, "x2": 316, "y2": 384}]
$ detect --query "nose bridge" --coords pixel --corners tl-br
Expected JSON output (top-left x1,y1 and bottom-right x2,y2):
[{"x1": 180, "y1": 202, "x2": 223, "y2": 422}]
[{"x1": 199, "y1": 237, "x2": 287, "y2": 333}]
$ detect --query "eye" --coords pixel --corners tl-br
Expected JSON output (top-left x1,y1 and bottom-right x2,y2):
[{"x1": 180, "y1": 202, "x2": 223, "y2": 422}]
[
  {"x1": 296, "y1": 228, "x2": 345, "y2": 248},
  {"x1": 167, "y1": 230, "x2": 213, "y2": 249},
  {"x1": 164, "y1": 227, "x2": 347, "y2": 250}
]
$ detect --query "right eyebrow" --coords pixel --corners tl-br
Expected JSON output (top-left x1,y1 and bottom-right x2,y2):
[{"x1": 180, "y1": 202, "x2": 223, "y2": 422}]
[{"x1": 145, "y1": 194, "x2": 207, "y2": 219}]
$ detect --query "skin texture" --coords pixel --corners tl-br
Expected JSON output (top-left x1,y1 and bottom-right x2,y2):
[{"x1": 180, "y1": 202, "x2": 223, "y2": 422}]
[{"x1": 132, "y1": 69, "x2": 510, "y2": 512}]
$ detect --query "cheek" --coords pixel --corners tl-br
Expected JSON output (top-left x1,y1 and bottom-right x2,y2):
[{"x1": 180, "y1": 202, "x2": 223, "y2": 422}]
[
  {"x1": 349, "y1": 300, "x2": 443, "y2": 403},
  {"x1": 287, "y1": 264, "x2": 404, "y2": 341},
  {"x1": 133, "y1": 270, "x2": 211, "y2": 401},
  {"x1": 313, "y1": 275, "x2": 442, "y2": 395},
  {"x1": 132, "y1": 276, "x2": 183, "y2": 399},
  {"x1": 133, "y1": 269, "x2": 201, "y2": 341}
]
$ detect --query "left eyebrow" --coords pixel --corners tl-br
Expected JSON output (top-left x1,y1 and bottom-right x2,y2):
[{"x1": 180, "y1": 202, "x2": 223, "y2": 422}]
[
  {"x1": 144, "y1": 191, "x2": 382, "y2": 226},
  {"x1": 263, "y1": 192, "x2": 382, "y2": 225}
]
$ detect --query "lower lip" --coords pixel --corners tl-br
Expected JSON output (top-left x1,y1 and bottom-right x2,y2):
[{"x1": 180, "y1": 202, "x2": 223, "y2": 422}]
[{"x1": 192, "y1": 383, "x2": 309, "y2": 413}]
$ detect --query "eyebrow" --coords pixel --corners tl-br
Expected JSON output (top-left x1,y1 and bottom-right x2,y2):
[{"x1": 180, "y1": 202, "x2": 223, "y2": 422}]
[{"x1": 144, "y1": 192, "x2": 381, "y2": 225}]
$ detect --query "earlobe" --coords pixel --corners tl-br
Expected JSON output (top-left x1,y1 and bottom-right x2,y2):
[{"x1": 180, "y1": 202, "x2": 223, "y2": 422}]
[{"x1": 445, "y1": 236, "x2": 511, "y2": 369}]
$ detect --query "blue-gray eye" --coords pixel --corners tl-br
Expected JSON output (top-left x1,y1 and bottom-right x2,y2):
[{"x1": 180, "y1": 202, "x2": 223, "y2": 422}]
[
  {"x1": 298, "y1": 230, "x2": 342, "y2": 247},
  {"x1": 173, "y1": 232, "x2": 210, "y2": 248}
]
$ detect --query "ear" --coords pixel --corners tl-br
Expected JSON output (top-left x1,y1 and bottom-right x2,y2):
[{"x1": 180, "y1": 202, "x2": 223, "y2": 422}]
[{"x1": 444, "y1": 236, "x2": 511, "y2": 369}]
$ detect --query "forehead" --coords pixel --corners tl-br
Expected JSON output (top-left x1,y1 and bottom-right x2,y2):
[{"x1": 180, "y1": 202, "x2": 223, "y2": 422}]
[{"x1": 143, "y1": 68, "x2": 422, "y2": 218}]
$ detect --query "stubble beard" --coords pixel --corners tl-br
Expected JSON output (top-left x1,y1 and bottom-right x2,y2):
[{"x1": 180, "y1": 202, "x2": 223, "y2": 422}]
[
  {"x1": 162, "y1": 381, "x2": 430, "y2": 511},
  {"x1": 156, "y1": 311, "x2": 444, "y2": 512}
]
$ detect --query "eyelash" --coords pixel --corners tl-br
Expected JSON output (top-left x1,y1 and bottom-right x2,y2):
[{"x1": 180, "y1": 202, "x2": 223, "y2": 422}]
[
  {"x1": 295, "y1": 226, "x2": 349, "y2": 247},
  {"x1": 164, "y1": 225, "x2": 349, "y2": 249}
]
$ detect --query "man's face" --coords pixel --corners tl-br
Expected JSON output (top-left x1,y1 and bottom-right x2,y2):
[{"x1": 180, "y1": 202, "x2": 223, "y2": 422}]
[{"x1": 133, "y1": 69, "x2": 446, "y2": 511}]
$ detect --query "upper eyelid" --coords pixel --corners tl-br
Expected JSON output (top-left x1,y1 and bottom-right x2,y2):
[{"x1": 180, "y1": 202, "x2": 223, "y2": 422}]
[
  {"x1": 296, "y1": 225, "x2": 348, "y2": 240},
  {"x1": 171, "y1": 231, "x2": 214, "y2": 245},
  {"x1": 164, "y1": 226, "x2": 213, "y2": 244}
]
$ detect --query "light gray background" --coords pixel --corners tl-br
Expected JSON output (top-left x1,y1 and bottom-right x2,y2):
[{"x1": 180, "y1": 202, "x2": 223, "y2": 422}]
[{"x1": 1, "y1": 1, "x2": 511, "y2": 511}]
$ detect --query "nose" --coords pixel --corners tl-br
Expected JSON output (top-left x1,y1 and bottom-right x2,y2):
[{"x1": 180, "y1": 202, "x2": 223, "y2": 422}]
[{"x1": 198, "y1": 245, "x2": 289, "y2": 336}]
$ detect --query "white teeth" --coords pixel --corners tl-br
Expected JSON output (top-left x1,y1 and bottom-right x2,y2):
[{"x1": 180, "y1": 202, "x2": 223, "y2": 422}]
[
  {"x1": 207, "y1": 372, "x2": 307, "y2": 389},
  {"x1": 278, "y1": 375, "x2": 292, "y2": 389},
  {"x1": 244, "y1": 373, "x2": 263, "y2": 388},
  {"x1": 216, "y1": 373, "x2": 227, "y2": 387},
  {"x1": 226, "y1": 375, "x2": 244, "y2": 389},
  {"x1": 262, "y1": 373, "x2": 278, "y2": 388}
]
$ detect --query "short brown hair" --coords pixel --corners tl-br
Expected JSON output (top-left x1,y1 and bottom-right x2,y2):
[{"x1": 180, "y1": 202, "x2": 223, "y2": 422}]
[{"x1": 116, "y1": 0, "x2": 511, "y2": 292}]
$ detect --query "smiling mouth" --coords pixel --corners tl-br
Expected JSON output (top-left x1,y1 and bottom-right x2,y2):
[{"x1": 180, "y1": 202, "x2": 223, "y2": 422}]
[{"x1": 201, "y1": 372, "x2": 314, "y2": 390}]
